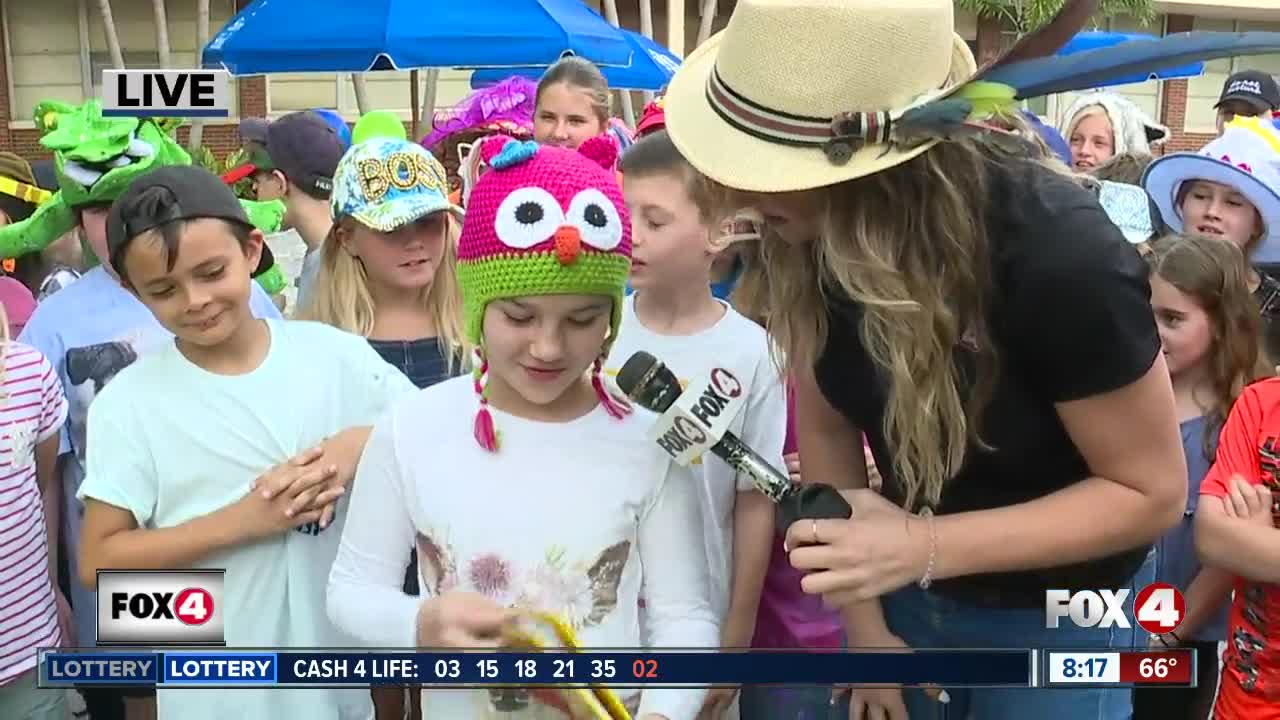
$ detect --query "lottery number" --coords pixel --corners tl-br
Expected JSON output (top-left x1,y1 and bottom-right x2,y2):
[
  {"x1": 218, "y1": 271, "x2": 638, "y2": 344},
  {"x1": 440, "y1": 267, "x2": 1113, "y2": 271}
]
[
  {"x1": 553, "y1": 659, "x2": 575, "y2": 679},
  {"x1": 434, "y1": 659, "x2": 461, "y2": 679},
  {"x1": 591, "y1": 659, "x2": 616, "y2": 679},
  {"x1": 516, "y1": 659, "x2": 538, "y2": 679},
  {"x1": 476, "y1": 659, "x2": 498, "y2": 679},
  {"x1": 632, "y1": 659, "x2": 658, "y2": 679}
]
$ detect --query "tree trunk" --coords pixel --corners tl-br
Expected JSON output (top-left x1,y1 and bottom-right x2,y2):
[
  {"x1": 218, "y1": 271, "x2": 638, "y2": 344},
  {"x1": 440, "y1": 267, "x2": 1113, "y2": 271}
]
[
  {"x1": 410, "y1": 70, "x2": 420, "y2": 140},
  {"x1": 95, "y1": 0, "x2": 125, "y2": 69},
  {"x1": 420, "y1": 69, "x2": 439, "y2": 142},
  {"x1": 352, "y1": 75, "x2": 369, "y2": 115},
  {"x1": 600, "y1": 0, "x2": 633, "y2": 127},
  {"x1": 152, "y1": 0, "x2": 171, "y2": 66},
  {"x1": 189, "y1": 0, "x2": 210, "y2": 151}
]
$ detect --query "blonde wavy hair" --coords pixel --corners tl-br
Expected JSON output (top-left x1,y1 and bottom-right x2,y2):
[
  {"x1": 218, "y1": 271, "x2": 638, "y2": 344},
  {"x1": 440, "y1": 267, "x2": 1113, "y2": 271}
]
[
  {"x1": 755, "y1": 139, "x2": 1007, "y2": 510},
  {"x1": 296, "y1": 215, "x2": 469, "y2": 373}
]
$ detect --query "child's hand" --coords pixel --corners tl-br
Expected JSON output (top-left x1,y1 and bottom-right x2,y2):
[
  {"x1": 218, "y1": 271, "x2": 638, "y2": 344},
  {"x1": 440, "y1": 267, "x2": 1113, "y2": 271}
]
[
  {"x1": 238, "y1": 452, "x2": 339, "y2": 538},
  {"x1": 1225, "y1": 475, "x2": 1274, "y2": 527},
  {"x1": 278, "y1": 428, "x2": 372, "y2": 529},
  {"x1": 416, "y1": 592, "x2": 513, "y2": 648},
  {"x1": 253, "y1": 445, "x2": 347, "y2": 528}
]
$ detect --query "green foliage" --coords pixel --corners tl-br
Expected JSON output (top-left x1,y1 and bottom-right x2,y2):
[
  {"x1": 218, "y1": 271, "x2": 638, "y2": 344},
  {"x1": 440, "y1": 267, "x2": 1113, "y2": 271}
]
[
  {"x1": 190, "y1": 146, "x2": 256, "y2": 200},
  {"x1": 192, "y1": 145, "x2": 219, "y2": 175},
  {"x1": 222, "y1": 148, "x2": 256, "y2": 201},
  {"x1": 957, "y1": 0, "x2": 1156, "y2": 33}
]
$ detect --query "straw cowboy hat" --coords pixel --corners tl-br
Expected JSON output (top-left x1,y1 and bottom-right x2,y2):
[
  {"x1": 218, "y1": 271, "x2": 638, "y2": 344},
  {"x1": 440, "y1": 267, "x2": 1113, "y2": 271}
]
[{"x1": 664, "y1": 0, "x2": 977, "y2": 193}]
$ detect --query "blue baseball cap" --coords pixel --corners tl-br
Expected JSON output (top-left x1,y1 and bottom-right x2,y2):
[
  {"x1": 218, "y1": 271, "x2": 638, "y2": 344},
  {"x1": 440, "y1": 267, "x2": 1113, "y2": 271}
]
[
  {"x1": 331, "y1": 138, "x2": 462, "y2": 232},
  {"x1": 312, "y1": 109, "x2": 353, "y2": 149}
]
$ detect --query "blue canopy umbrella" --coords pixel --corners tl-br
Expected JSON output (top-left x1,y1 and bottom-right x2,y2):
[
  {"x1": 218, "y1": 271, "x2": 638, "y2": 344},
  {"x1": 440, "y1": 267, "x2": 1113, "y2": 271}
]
[
  {"x1": 469, "y1": 29, "x2": 680, "y2": 91},
  {"x1": 1058, "y1": 31, "x2": 1203, "y2": 86},
  {"x1": 203, "y1": 0, "x2": 634, "y2": 75}
]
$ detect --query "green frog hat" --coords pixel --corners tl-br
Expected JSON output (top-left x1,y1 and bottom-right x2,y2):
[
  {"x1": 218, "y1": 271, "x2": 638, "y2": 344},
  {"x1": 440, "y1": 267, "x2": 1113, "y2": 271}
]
[{"x1": 0, "y1": 100, "x2": 287, "y2": 293}]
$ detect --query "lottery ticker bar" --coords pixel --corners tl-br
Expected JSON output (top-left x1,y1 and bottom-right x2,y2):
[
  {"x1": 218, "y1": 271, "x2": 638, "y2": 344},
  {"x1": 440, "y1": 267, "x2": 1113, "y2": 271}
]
[{"x1": 39, "y1": 648, "x2": 1192, "y2": 689}]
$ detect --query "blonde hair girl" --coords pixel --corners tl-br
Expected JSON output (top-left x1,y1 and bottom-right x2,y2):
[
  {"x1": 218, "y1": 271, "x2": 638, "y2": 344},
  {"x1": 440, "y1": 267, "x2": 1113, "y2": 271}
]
[
  {"x1": 299, "y1": 139, "x2": 468, "y2": 378},
  {"x1": 301, "y1": 214, "x2": 466, "y2": 371}
]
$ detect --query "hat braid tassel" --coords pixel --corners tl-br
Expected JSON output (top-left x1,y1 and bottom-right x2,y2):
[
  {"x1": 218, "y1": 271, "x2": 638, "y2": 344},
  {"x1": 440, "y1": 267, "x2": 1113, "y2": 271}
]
[
  {"x1": 593, "y1": 357, "x2": 631, "y2": 420},
  {"x1": 473, "y1": 355, "x2": 499, "y2": 452}
]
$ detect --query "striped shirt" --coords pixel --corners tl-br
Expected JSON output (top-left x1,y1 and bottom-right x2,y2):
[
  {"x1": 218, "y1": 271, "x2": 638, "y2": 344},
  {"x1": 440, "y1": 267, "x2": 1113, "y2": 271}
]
[{"x1": 0, "y1": 341, "x2": 68, "y2": 684}]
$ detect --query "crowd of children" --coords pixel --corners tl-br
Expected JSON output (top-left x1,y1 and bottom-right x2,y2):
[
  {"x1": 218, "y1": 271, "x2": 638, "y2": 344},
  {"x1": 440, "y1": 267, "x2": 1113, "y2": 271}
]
[{"x1": 7, "y1": 9, "x2": 1280, "y2": 718}]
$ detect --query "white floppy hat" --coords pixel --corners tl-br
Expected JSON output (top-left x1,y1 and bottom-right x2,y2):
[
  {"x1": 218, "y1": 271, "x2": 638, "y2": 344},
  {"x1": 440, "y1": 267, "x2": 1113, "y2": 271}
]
[
  {"x1": 663, "y1": 0, "x2": 977, "y2": 193},
  {"x1": 1142, "y1": 116, "x2": 1280, "y2": 263}
]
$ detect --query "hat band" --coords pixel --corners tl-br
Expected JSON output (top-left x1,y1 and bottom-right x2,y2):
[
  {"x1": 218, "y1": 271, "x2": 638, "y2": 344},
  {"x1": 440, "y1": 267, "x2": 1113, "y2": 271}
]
[
  {"x1": 706, "y1": 66, "x2": 893, "y2": 165},
  {"x1": 0, "y1": 177, "x2": 52, "y2": 206}
]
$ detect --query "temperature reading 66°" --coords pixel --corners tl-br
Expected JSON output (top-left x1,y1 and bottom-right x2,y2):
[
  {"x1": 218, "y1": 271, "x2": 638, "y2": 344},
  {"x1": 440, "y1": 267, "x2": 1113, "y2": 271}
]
[{"x1": 1140, "y1": 657, "x2": 1177, "y2": 679}]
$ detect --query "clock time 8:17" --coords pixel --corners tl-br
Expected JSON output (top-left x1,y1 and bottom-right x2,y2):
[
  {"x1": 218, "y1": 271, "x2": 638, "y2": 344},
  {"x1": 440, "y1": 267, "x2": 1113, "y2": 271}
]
[{"x1": 1061, "y1": 656, "x2": 1108, "y2": 679}]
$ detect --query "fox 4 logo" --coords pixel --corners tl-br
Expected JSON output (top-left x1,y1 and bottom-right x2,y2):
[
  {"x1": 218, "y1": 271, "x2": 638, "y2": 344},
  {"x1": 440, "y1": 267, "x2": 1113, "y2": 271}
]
[
  {"x1": 1045, "y1": 582, "x2": 1186, "y2": 634},
  {"x1": 96, "y1": 570, "x2": 225, "y2": 646}
]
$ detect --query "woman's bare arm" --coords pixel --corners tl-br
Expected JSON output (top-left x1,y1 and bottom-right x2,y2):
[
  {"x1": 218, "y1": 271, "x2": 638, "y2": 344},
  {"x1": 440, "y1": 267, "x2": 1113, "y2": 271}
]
[
  {"x1": 931, "y1": 358, "x2": 1185, "y2": 579},
  {"x1": 793, "y1": 367, "x2": 895, "y2": 640}
]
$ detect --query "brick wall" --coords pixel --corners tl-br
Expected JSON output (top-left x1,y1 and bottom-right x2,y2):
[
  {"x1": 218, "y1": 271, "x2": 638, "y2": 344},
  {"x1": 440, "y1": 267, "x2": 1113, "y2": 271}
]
[
  {"x1": 0, "y1": 0, "x2": 264, "y2": 164},
  {"x1": 1157, "y1": 14, "x2": 1214, "y2": 155}
]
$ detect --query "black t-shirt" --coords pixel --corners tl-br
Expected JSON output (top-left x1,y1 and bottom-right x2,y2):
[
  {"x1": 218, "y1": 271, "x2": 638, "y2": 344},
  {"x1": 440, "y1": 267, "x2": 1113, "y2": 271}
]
[{"x1": 814, "y1": 158, "x2": 1160, "y2": 607}]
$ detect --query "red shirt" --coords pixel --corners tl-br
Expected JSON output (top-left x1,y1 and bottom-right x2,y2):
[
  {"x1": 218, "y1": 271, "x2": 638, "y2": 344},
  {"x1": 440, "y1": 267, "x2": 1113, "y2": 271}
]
[{"x1": 1201, "y1": 377, "x2": 1280, "y2": 717}]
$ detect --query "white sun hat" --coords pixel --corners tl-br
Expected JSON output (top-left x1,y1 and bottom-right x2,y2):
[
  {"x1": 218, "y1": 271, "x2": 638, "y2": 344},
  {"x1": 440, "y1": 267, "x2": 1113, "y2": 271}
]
[
  {"x1": 662, "y1": 0, "x2": 977, "y2": 193},
  {"x1": 1143, "y1": 116, "x2": 1280, "y2": 263}
]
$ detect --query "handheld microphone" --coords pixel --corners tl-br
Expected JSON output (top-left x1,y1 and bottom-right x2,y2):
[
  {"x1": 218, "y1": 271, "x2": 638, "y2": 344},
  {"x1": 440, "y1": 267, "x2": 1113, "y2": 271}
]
[{"x1": 615, "y1": 351, "x2": 852, "y2": 529}]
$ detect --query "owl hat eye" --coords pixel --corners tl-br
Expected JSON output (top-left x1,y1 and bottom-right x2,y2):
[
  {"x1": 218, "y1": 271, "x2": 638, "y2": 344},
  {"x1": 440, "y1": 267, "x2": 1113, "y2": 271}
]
[
  {"x1": 494, "y1": 187, "x2": 566, "y2": 249},
  {"x1": 566, "y1": 188, "x2": 623, "y2": 250}
]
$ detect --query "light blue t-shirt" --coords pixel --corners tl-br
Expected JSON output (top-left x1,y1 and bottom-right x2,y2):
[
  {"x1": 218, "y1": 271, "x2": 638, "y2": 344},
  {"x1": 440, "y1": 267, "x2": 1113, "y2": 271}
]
[
  {"x1": 77, "y1": 319, "x2": 414, "y2": 719},
  {"x1": 17, "y1": 266, "x2": 282, "y2": 645}
]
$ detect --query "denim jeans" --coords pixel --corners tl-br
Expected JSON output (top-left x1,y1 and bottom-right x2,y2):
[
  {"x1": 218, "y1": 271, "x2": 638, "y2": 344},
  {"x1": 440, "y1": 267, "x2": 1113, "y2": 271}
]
[
  {"x1": 876, "y1": 549, "x2": 1157, "y2": 720},
  {"x1": 740, "y1": 684, "x2": 835, "y2": 720}
]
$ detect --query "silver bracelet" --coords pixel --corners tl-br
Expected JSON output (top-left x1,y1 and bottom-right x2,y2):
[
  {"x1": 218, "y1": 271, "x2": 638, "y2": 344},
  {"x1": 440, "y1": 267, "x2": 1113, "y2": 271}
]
[{"x1": 917, "y1": 507, "x2": 937, "y2": 590}]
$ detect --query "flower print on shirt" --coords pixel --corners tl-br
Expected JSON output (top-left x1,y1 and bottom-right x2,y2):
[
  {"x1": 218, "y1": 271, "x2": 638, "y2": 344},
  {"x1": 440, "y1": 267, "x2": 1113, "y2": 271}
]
[
  {"x1": 517, "y1": 541, "x2": 629, "y2": 629},
  {"x1": 415, "y1": 530, "x2": 630, "y2": 631}
]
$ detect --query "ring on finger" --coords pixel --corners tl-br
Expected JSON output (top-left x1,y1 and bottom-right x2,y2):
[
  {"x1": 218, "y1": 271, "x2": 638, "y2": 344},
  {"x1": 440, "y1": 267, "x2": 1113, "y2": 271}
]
[{"x1": 811, "y1": 519, "x2": 819, "y2": 544}]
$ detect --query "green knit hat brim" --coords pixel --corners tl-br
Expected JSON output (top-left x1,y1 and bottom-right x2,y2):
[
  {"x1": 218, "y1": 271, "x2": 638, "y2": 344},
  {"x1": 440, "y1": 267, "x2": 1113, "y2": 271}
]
[{"x1": 458, "y1": 251, "x2": 632, "y2": 347}]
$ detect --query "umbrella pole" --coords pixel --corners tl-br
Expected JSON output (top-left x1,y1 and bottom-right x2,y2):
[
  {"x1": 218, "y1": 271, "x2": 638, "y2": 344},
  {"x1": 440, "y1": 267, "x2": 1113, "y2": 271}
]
[
  {"x1": 411, "y1": 70, "x2": 421, "y2": 140},
  {"x1": 601, "y1": 0, "x2": 635, "y2": 128},
  {"x1": 639, "y1": 0, "x2": 655, "y2": 104}
]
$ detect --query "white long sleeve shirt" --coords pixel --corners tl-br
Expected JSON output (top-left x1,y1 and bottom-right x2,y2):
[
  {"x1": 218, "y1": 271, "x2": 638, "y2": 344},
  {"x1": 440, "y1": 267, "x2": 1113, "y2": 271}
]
[{"x1": 328, "y1": 375, "x2": 719, "y2": 719}]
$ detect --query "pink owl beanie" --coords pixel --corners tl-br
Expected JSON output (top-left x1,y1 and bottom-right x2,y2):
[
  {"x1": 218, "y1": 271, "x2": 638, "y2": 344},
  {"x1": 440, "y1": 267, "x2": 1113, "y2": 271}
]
[{"x1": 457, "y1": 135, "x2": 633, "y2": 450}]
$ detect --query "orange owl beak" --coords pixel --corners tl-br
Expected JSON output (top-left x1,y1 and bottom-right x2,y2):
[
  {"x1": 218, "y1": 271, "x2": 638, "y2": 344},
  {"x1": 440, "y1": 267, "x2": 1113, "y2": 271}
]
[{"x1": 554, "y1": 225, "x2": 582, "y2": 265}]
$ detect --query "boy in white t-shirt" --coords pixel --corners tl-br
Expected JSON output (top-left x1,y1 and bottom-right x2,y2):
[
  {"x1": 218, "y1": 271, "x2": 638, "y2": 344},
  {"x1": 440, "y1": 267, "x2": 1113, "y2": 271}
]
[
  {"x1": 607, "y1": 130, "x2": 784, "y2": 719},
  {"x1": 75, "y1": 166, "x2": 415, "y2": 720}
]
